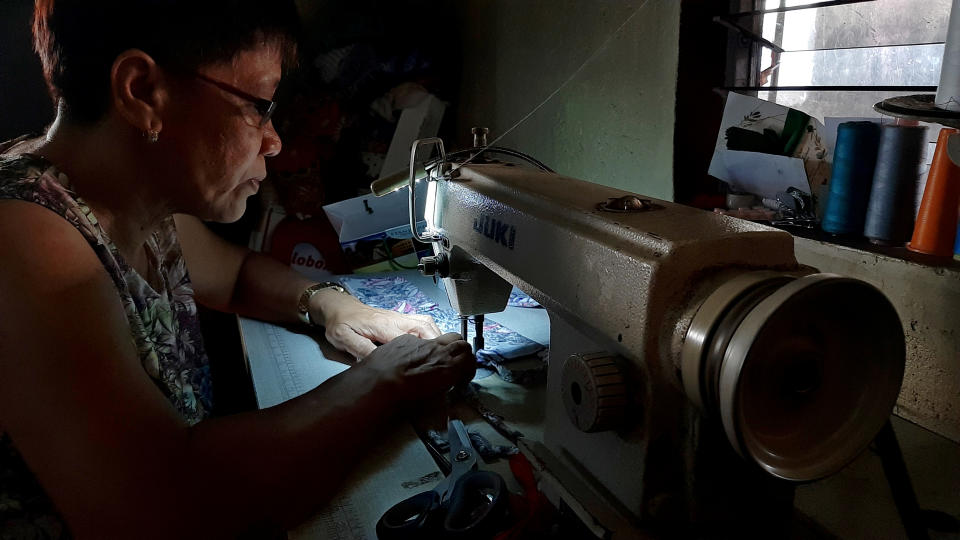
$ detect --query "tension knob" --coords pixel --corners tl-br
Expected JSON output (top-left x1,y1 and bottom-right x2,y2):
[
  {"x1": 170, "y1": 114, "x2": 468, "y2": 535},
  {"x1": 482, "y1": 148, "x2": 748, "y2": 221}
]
[
  {"x1": 560, "y1": 353, "x2": 629, "y2": 432},
  {"x1": 417, "y1": 254, "x2": 449, "y2": 278}
]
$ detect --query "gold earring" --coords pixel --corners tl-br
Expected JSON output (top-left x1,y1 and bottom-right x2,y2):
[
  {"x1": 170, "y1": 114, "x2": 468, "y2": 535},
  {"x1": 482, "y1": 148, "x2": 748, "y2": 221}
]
[{"x1": 145, "y1": 129, "x2": 159, "y2": 143}]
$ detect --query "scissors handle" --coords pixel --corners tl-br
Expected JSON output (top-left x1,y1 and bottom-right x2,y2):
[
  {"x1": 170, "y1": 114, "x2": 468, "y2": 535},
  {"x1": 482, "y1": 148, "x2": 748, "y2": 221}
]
[
  {"x1": 376, "y1": 489, "x2": 441, "y2": 539},
  {"x1": 444, "y1": 470, "x2": 509, "y2": 536}
]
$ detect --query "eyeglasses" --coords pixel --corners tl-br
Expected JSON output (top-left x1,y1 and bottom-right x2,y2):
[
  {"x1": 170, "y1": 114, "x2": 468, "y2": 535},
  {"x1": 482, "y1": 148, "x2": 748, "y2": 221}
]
[{"x1": 192, "y1": 72, "x2": 277, "y2": 128}]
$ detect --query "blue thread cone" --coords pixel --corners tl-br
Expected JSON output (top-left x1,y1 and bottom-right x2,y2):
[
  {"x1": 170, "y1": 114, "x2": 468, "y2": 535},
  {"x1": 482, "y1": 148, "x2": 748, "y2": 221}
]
[
  {"x1": 864, "y1": 125, "x2": 927, "y2": 245},
  {"x1": 823, "y1": 122, "x2": 881, "y2": 235}
]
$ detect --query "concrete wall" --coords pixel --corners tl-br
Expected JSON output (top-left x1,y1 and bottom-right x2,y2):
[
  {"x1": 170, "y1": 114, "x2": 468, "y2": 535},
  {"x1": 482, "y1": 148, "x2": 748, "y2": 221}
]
[
  {"x1": 794, "y1": 237, "x2": 960, "y2": 443},
  {"x1": 454, "y1": 0, "x2": 680, "y2": 202}
]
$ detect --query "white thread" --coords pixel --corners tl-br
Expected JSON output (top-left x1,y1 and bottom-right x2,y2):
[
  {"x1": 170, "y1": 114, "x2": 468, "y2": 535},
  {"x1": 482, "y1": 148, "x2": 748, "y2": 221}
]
[
  {"x1": 936, "y1": 0, "x2": 960, "y2": 111},
  {"x1": 451, "y1": 0, "x2": 653, "y2": 173}
]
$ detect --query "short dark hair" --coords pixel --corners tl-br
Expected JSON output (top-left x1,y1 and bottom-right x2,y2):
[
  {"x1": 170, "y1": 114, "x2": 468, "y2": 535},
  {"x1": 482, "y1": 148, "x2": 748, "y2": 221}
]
[{"x1": 33, "y1": 0, "x2": 300, "y2": 124}]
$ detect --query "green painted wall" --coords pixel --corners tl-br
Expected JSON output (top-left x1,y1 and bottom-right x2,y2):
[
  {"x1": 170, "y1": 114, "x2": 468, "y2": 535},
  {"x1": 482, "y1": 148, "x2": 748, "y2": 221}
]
[{"x1": 455, "y1": 0, "x2": 680, "y2": 201}]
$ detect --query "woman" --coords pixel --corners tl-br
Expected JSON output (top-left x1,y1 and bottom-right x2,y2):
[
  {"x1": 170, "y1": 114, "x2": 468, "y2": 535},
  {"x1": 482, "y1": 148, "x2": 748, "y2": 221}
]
[{"x1": 0, "y1": 0, "x2": 474, "y2": 537}]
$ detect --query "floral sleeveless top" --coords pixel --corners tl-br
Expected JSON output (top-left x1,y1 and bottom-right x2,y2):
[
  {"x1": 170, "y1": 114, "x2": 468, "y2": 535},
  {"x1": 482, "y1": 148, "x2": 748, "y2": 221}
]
[{"x1": 0, "y1": 142, "x2": 213, "y2": 538}]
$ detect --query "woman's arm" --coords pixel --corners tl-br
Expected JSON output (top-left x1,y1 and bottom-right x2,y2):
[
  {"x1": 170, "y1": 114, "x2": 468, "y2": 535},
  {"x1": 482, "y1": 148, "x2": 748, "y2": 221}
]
[
  {"x1": 173, "y1": 214, "x2": 441, "y2": 358},
  {"x1": 0, "y1": 202, "x2": 473, "y2": 537}
]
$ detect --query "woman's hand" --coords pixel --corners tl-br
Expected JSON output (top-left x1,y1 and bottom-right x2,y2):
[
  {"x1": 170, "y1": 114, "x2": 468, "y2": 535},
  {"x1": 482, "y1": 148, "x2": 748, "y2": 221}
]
[
  {"x1": 312, "y1": 289, "x2": 443, "y2": 359},
  {"x1": 359, "y1": 333, "x2": 476, "y2": 401}
]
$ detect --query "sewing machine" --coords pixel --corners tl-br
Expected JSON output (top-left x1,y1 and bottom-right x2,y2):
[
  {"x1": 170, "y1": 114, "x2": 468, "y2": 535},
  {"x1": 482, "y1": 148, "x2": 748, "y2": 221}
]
[{"x1": 376, "y1": 136, "x2": 906, "y2": 537}]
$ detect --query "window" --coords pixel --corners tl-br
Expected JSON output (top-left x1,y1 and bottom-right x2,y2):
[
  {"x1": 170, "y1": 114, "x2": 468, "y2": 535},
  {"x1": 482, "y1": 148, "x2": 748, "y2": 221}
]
[{"x1": 725, "y1": 0, "x2": 952, "y2": 121}]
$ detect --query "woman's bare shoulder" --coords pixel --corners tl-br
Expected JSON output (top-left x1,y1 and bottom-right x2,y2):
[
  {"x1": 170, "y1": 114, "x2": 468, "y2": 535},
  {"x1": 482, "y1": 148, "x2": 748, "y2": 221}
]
[
  {"x1": 0, "y1": 200, "x2": 195, "y2": 537},
  {"x1": 0, "y1": 199, "x2": 102, "y2": 281},
  {"x1": 0, "y1": 200, "x2": 121, "y2": 346}
]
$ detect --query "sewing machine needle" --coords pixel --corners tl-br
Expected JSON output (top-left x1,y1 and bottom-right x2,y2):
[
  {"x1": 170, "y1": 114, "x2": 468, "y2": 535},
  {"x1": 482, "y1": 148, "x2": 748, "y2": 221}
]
[
  {"x1": 460, "y1": 316, "x2": 469, "y2": 342},
  {"x1": 473, "y1": 314, "x2": 484, "y2": 352}
]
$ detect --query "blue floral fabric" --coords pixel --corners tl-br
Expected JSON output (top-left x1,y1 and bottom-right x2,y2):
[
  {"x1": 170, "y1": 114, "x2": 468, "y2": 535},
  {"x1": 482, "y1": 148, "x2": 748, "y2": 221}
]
[
  {"x1": 339, "y1": 276, "x2": 541, "y2": 353},
  {"x1": 338, "y1": 276, "x2": 547, "y2": 384},
  {"x1": 508, "y1": 290, "x2": 541, "y2": 308},
  {"x1": 0, "y1": 147, "x2": 212, "y2": 538}
]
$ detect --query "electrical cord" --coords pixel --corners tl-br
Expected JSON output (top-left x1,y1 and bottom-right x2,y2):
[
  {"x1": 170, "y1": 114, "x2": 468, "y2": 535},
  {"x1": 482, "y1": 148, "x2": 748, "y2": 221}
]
[
  {"x1": 420, "y1": 146, "x2": 555, "y2": 178},
  {"x1": 382, "y1": 237, "x2": 420, "y2": 270},
  {"x1": 443, "y1": 146, "x2": 555, "y2": 173}
]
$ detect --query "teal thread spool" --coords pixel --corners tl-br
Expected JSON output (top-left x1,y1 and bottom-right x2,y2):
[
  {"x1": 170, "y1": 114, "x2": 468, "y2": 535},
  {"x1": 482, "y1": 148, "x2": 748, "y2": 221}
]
[
  {"x1": 823, "y1": 122, "x2": 881, "y2": 235},
  {"x1": 864, "y1": 125, "x2": 927, "y2": 246}
]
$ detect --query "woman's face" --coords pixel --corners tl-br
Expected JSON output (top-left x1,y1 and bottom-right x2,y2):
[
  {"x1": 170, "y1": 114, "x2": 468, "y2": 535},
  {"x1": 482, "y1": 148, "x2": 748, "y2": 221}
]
[{"x1": 161, "y1": 43, "x2": 283, "y2": 223}]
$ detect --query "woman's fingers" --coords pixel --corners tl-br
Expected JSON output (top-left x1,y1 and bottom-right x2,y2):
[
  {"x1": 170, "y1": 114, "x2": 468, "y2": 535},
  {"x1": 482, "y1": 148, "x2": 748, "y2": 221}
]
[
  {"x1": 409, "y1": 315, "x2": 442, "y2": 339},
  {"x1": 357, "y1": 332, "x2": 476, "y2": 400},
  {"x1": 434, "y1": 332, "x2": 467, "y2": 346},
  {"x1": 326, "y1": 324, "x2": 377, "y2": 360},
  {"x1": 449, "y1": 349, "x2": 477, "y2": 383},
  {"x1": 348, "y1": 311, "x2": 428, "y2": 344},
  {"x1": 376, "y1": 312, "x2": 442, "y2": 341},
  {"x1": 428, "y1": 338, "x2": 476, "y2": 385}
]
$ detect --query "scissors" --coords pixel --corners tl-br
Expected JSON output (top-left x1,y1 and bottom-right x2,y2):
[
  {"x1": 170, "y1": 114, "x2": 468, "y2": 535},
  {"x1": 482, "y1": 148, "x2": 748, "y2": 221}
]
[{"x1": 376, "y1": 419, "x2": 508, "y2": 539}]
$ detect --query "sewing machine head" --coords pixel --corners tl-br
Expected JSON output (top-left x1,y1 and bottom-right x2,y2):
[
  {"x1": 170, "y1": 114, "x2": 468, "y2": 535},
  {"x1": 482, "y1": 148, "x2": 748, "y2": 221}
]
[{"x1": 380, "y1": 136, "x2": 905, "y2": 534}]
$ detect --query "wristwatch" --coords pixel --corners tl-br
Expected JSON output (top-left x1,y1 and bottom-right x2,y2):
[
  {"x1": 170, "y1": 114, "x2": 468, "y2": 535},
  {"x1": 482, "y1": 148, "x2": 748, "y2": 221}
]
[{"x1": 297, "y1": 282, "x2": 348, "y2": 326}]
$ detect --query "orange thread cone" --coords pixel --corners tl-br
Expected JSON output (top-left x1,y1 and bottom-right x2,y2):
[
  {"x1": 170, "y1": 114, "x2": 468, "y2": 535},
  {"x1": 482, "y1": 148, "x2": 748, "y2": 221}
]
[{"x1": 907, "y1": 128, "x2": 960, "y2": 256}]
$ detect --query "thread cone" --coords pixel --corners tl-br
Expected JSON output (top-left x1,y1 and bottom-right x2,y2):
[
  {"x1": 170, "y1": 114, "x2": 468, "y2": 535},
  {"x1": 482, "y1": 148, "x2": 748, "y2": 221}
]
[
  {"x1": 908, "y1": 128, "x2": 960, "y2": 256},
  {"x1": 822, "y1": 122, "x2": 881, "y2": 235},
  {"x1": 864, "y1": 125, "x2": 926, "y2": 245}
]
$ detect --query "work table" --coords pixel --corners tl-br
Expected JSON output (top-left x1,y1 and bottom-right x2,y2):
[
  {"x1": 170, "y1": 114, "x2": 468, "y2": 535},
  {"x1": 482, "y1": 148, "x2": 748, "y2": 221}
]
[{"x1": 238, "y1": 270, "x2": 550, "y2": 538}]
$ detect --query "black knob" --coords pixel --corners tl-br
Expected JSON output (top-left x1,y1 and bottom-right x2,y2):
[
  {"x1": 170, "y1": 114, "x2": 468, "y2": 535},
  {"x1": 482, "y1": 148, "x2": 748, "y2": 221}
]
[{"x1": 417, "y1": 254, "x2": 449, "y2": 277}]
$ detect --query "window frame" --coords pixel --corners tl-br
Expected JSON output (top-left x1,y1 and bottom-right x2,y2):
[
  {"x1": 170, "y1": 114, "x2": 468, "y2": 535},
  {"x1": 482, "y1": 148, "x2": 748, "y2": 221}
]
[{"x1": 723, "y1": 0, "x2": 940, "y2": 96}]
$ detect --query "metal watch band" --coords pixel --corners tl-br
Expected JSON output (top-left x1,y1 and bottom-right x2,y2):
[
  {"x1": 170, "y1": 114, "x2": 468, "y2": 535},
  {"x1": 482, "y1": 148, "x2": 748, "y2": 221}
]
[{"x1": 297, "y1": 282, "x2": 348, "y2": 326}]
